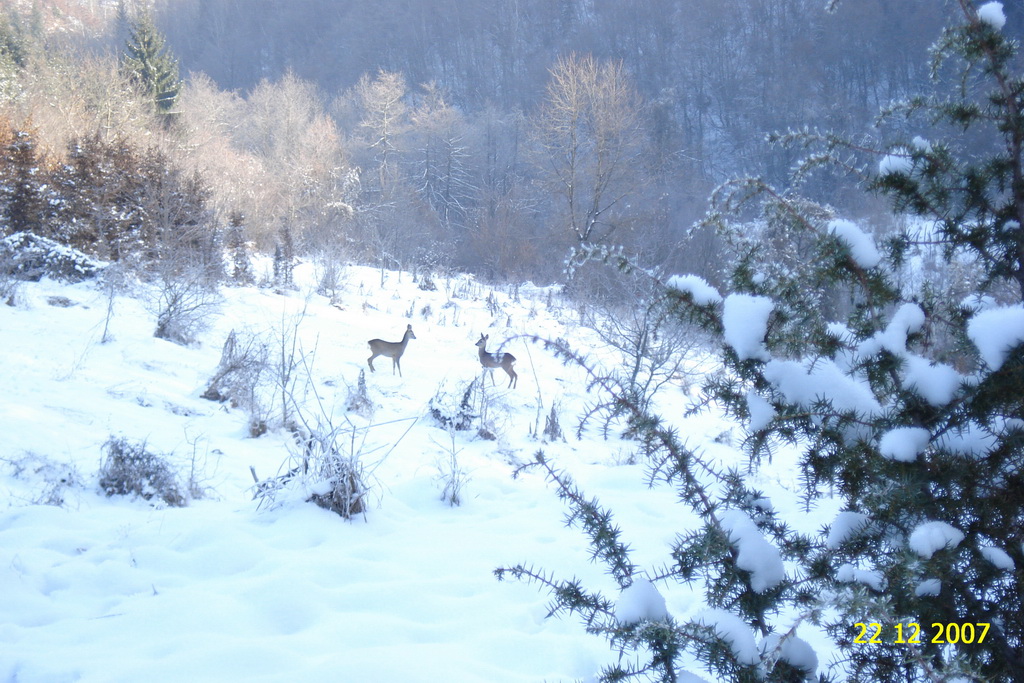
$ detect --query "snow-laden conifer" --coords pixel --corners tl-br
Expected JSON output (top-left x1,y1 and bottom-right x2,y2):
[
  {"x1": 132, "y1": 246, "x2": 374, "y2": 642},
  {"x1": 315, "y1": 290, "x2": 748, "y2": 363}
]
[{"x1": 499, "y1": 3, "x2": 1024, "y2": 680}]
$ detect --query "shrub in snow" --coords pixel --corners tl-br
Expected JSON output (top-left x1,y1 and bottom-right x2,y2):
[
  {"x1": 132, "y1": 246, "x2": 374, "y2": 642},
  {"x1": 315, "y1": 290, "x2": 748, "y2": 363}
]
[
  {"x1": 433, "y1": 432, "x2": 469, "y2": 507},
  {"x1": 2, "y1": 452, "x2": 83, "y2": 507},
  {"x1": 201, "y1": 329, "x2": 270, "y2": 434},
  {"x1": 151, "y1": 258, "x2": 221, "y2": 345},
  {"x1": 498, "y1": 5, "x2": 1024, "y2": 681},
  {"x1": 428, "y1": 379, "x2": 478, "y2": 432},
  {"x1": 252, "y1": 423, "x2": 374, "y2": 520},
  {"x1": 542, "y1": 402, "x2": 564, "y2": 442},
  {"x1": 344, "y1": 368, "x2": 374, "y2": 417},
  {"x1": 0, "y1": 231, "x2": 102, "y2": 283},
  {"x1": 305, "y1": 450, "x2": 369, "y2": 519},
  {"x1": 98, "y1": 437, "x2": 185, "y2": 507},
  {"x1": 0, "y1": 250, "x2": 20, "y2": 306},
  {"x1": 585, "y1": 275, "x2": 709, "y2": 416},
  {"x1": 251, "y1": 370, "x2": 405, "y2": 520},
  {"x1": 202, "y1": 329, "x2": 267, "y2": 404}
]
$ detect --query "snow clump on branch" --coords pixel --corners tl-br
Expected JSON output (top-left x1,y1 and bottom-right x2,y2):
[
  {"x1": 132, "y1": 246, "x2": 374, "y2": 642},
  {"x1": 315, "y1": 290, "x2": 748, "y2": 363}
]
[
  {"x1": 759, "y1": 631, "x2": 819, "y2": 677},
  {"x1": 826, "y1": 511, "x2": 871, "y2": 549},
  {"x1": 828, "y1": 219, "x2": 880, "y2": 269},
  {"x1": 718, "y1": 508, "x2": 785, "y2": 593},
  {"x1": 722, "y1": 294, "x2": 773, "y2": 361},
  {"x1": 667, "y1": 274, "x2": 722, "y2": 305},
  {"x1": 966, "y1": 304, "x2": 1024, "y2": 370},
  {"x1": 908, "y1": 520, "x2": 965, "y2": 559},
  {"x1": 614, "y1": 578, "x2": 669, "y2": 625},
  {"x1": 978, "y1": 2, "x2": 1006, "y2": 30},
  {"x1": 878, "y1": 426, "x2": 930, "y2": 462},
  {"x1": 694, "y1": 609, "x2": 759, "y2": 666},
  {"x1": 878, "y1": 151, "x2": 914, "y2": 176}
]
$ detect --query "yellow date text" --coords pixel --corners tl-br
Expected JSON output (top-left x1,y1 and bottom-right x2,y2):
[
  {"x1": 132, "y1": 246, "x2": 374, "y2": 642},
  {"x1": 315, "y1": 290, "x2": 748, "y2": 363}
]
[{"x1": 852, "y1": 622, "x2": 989, "y2": 645}]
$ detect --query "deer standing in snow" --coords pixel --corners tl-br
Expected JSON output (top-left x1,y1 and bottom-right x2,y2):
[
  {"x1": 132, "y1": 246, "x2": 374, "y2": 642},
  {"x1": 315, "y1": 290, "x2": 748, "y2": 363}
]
[
  {"x1": 476, "y1": 333, "x2": 517, "y2": 389},
  {"x1": 367, "y1": 324, "x2": 416, "y2": 377}
]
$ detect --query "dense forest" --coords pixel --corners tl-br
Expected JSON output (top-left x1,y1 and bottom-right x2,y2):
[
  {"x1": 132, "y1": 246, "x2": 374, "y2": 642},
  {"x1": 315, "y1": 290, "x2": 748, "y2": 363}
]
[{"x1": 2, "y1": 0, "x2": 1011, "y2": 286}]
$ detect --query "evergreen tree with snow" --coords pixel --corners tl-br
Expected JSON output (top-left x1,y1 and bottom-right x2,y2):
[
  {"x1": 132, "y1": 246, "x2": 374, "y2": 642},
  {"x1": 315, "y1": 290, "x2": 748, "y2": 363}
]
[
  {"x1": 0, "y1": 9, "x2": 28, "y2": 69},
  {"x1": 501, "y1": 3, "x2": 1024, "y2": 681},
  {"x1": 227, "y1": 211, "x2": 254, "y2": 286},
  {"x1": 0, "y1": 126, "x2": 45, "y2": 237},
  {"x1": 121, "y1": 8, "x2": 180, "y2": 117},
  {"x1": 273, "y1": 225, "x2": 296, "y2": 289},
  {"x1": 55, "y1": 133, "x2": 145, "y2": 261}
]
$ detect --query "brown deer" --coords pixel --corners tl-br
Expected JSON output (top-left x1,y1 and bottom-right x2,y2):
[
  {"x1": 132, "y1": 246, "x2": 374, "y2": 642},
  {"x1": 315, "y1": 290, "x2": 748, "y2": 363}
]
[
  {"x1": 476, "y1": 333, "x2": 517, "y2": 388},
  {"x1": 367, "y1": 324, "x2": 416, "y2": 376}
]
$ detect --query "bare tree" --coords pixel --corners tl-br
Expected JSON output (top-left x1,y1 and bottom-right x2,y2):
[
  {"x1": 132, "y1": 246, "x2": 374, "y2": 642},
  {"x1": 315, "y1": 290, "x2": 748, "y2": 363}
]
[
  {"x1": 231, "y1": 71, "x2": 354, "y2": 248},
  {"x1": 409, "y1": 82, "x2": 477, "y2": 231},
  {"x1": 343, "y1": 70, "x2": 418, "y2": 282},
  {"x1": 533, "y1": 54, "x2": 645, "y2": 247},
  {"x1": 352, "y1": 69, "x2": 408, "y2": 194}
]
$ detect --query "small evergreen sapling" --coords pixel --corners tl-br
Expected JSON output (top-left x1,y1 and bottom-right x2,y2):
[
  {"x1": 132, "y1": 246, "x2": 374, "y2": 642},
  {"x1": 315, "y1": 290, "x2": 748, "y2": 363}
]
[{"x1": 227, "y1": 211, "x2": 254, "y2": 286}]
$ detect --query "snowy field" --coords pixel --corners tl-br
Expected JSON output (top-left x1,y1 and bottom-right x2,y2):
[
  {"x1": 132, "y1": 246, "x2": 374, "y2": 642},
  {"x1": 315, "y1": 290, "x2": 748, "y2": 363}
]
[{"x1": 0, "y1": 263, "x2": 835, "y2": 682}]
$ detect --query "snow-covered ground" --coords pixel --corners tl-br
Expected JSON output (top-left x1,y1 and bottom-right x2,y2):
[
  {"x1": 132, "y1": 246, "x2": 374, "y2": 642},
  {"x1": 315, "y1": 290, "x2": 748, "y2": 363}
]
[{"x1": 0, "y1": 262, "x2": 829, "y2": 682}]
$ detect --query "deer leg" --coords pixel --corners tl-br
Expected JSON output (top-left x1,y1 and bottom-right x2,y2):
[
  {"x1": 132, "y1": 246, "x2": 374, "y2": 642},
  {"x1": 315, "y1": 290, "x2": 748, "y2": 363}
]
[{"x1": 367, "y1": 354, "x2": 377, "y2": 372}]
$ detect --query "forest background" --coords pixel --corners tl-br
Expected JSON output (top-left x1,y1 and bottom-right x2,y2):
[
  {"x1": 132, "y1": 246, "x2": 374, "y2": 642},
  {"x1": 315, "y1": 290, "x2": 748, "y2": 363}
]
[{"x1": 0, "y1": 0, "x2": 1001, "y2": 287}]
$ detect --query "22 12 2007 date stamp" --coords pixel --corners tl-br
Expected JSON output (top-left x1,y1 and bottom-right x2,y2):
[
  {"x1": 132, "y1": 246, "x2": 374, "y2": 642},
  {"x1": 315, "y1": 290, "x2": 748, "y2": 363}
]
[{"x1": 854, "y1": 622, "x2": 990, "y2": 645}]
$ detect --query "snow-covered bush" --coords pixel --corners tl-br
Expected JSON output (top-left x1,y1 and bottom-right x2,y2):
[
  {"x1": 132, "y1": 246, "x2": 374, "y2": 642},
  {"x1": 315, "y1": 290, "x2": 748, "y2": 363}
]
[
  {"x1": 313, "y1": 244, "x2": 348, "y2": 302},
  {"x1": 151, "y1": 258, "x2": 221, "y2": 345},
  {"x1": 98, "y1": 437, "x2": 185, "y2": 507},
  {"x1": 0, "y1": 250, "x2": 19, "y2": 306},
  {"x1": 201, "y1": 329, "x2": 270, "y2": 434},
  {"x1": 500, "y1": 5, "x2": 1024, "y2": 681},
  {"x1": 588, "y1": 273, "x2": 709, "y2": 416},
  {"x1": 433, "y1": 432, "x2": 468, "y2": 507},
  {"x1": 251, "y1": 421, "x2": 379, "y2": 521},
  {"x1": 0, "y1": 231, "x2": 102, "y2": 283},
  {"x1": 304, "y1": 441, "x2": 370, "y2": 520},
  {"x1": 344, "y1": 368, "x2": 374, "y2": 417},
  {"x1": 2, "y1": 452, "x2": 83, "y2": 507},
  {"x1": 251, "y1": 355, "x2": 403, "y2": 519},
  {"x1": 428, "y1": 378, "x2": 478, "y2": 432},
  {"x1": 541, "y1": 402, "x2": 564, "y2": 442}
]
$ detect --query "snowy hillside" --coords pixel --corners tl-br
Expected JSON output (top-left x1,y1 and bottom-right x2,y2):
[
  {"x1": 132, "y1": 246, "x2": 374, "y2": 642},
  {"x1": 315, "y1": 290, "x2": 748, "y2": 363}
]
[{"x1": 0, "y1": 264, "x2": 829, "y2": 682}]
